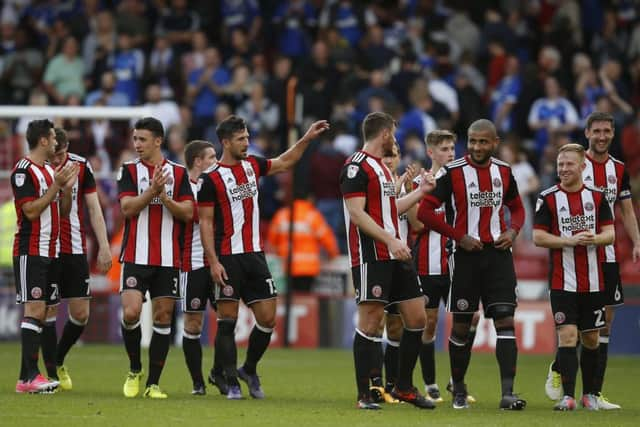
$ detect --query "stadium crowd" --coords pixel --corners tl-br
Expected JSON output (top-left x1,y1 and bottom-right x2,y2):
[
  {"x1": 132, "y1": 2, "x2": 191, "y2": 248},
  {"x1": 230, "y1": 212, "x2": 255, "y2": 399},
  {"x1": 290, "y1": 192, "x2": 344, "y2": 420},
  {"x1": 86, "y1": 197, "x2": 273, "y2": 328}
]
[{"x1": 1, "y1": 0, "x2": 640, "y2": 279}]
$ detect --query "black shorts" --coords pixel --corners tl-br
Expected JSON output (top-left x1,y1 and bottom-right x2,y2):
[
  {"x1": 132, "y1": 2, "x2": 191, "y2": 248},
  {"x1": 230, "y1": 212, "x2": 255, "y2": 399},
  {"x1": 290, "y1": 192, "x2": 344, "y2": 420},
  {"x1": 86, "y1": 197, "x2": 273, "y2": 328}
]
[
  {"x1": 181, "y1": 267, "x2": 215, "y2": 312},
  {"x1": 120, "y1": 263, "x2": 180, "y2": 300},
  {"x1": 216, "y1": 252, "x2": 276, "y2": 305},
  {"x1": 57, "y1": 254, "x2": 91, "y2": 299},
  {"x1": 351, "y1": 260, "x2": 424, "y2": 307},
  {"x1": 420, "y1": 274, "x2": 450, "y2": 309},
  {"x1": 602, "y1": 262, "x2": 624, "y2": 307},
  {"x1": 447, "y1": 246, "x2": 517, "y2": 318},
  {"x1": 550, "y1": 290, "x2": 606, "y2": 332},
  {"x1": 13, "y1": 255, "x2": 60, "y2": 306}
]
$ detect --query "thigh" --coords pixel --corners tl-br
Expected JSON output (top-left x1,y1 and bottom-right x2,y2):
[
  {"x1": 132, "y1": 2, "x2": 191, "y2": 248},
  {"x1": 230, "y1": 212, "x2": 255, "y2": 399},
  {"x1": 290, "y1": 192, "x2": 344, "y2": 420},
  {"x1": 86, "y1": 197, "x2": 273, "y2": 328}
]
[
  {"x1": 182, "y1": 267, "x2": 215, "y2": 313},
  {"x1": 351, "y1": 261, "x2": 394, "y2": 305},
  {"x1": 388, "y1": 260, "x2": 424, "y2": 305},
  {"x1": 602, "y1": 262, "x2": 624, "y2": 307},
  {"x1": 577, "y1": 292, "x2": 606, "y2": 332},
  {"x1": 448, "y1": 250, "x2": 481, "y2": 314},
  {"x1": 149, "y1": 267, "x2": 180, "y2": 300},
  {"x1": 120, "y1": 263, "x2": 152, "y2": 296},
  {"x1": 14, "y1": 255, "x2": 50, "y2": 304},
  {"x1": 60, "y1": 254, "x2": 91, "y2": 299},
  {"x1": 482, "y1": 248, "x2": 517, "y2": 317},
  {"x1": 243, "y1": 253, "x2": 277, "y2": 305},
  {"x1": 420, "y1": 274, "x2": 450, "y2": 309}
]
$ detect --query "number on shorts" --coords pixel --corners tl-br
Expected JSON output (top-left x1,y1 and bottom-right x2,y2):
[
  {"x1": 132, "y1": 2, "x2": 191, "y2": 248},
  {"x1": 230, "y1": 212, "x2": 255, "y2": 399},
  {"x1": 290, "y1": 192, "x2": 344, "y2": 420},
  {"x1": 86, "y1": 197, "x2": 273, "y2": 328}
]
[
  {"x1": 86, "y1": 279, "x2": 91, "y2": 295},
  {"x1": 172, "y1": 277, "x2": 178, "y2": 295},
  {"x1": 594, "y1": 308, "x2": 605, "y2": 327},
  {"x1": 266, "y1": 278, "x2": 276, "y2": 295},
  {"x1": 50, "y1": 283, "x2": 59, "y2": 300},
  {"x1": 614, "y1": 288, "x2": 621, "y2": 302}
]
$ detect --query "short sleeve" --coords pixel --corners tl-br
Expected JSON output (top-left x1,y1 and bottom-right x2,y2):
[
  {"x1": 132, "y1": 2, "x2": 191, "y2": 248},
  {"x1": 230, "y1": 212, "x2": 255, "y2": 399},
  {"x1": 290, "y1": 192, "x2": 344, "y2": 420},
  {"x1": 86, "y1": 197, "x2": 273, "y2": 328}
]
[
  {"x1": 504, "y1": 170, "x2": 520, "y2": 202},
  {"x1": 11, "y1": 169, "x2": 37, "y2": 208},
  {"x1": 251, "y1": 156, "x2": 271, "y2": 178},
  {"x1": 339, "y1": 163, "x2": 368, "y2": 198},
  {"x1": 619, "y1": 169, "x2": 631, "y2": 200},
  {"x1": 598, "y1": 193, "x2": 614, "y2": 225},
  {"x1": 117, "y1": 164, "x2": 136, "y2": 199},
  {"x1": 197, "y1": 173, "x2": 217, "y2": 207},
  {"x1": 175, "y1": 167, "x2": 194, "y2": 202},
  {"x1": 83, "y1": 161, "x2": 97, "y2": 193},
  {"x1": 533, "y1": 195, "x2": 552, "y2": 231}
]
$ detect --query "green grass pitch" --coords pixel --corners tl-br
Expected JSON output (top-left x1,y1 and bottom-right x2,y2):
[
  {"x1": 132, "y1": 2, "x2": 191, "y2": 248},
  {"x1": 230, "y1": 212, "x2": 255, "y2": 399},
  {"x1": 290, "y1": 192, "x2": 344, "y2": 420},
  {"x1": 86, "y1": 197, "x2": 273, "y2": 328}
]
[{"x1": 1, "y1": 343, "x2": 638, "y2": 426}]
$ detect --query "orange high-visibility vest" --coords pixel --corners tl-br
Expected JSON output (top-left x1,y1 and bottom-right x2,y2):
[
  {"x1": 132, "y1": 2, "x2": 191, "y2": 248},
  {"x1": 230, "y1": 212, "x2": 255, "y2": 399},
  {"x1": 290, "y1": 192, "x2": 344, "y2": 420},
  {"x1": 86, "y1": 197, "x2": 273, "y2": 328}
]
[{"x1": 267, "y1": 200, "x2": 339, "y2": 277}]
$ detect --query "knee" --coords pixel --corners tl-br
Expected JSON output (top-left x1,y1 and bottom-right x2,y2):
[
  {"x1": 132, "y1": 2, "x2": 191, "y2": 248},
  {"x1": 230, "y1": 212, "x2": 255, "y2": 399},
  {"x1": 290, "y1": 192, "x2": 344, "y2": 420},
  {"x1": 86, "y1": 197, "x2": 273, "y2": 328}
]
[
  {"x1": 256, "y1": 312, "x2": 276, "y2": 330},
  {"x1": 184, "y1": 316, "x2": 203, "y2": 335},
  {"x1": 69, "y1": 306, "x2": 89, "y2": 325},
  {"x1": 122, "y1": 305, "x2": 141, "y2": 324},
  {"x1": 580, "y1": 331, "x2": 600, "y2": 350},
  {"x1": 557, "y1": 326, "x2": 578, "y2": 347},
  {"x1": 424, "y1": 314, "x2": 438, "y2": 340},
  {"x1": 402, "y1": 307, "x2": 426, "y2": 331},
  {"x1": 385, "y1": 316, "x2": 403, "y2": 342},
  {"x1": 358, "y1": 308, "x2": 385, "y2": 336},
  {"x1": 490, "y1": 305, "x2": 515, "y2": 329}
]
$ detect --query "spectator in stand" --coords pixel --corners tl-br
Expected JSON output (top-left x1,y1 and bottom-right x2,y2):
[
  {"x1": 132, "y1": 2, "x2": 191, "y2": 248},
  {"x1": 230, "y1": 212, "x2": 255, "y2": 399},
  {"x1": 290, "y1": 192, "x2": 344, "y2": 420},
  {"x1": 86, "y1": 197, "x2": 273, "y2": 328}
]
[
  {"x1": 63, "y1": 93, "x2": 96, "y2": 158},
  {"x1": 356, "y1": 68, "x2": 397, "y2": 117},
  {"x1": 575, "y1": 65, "x2": 605, "y2": 122},
  {"x1": 220, "y1": 62, "x2": 254, "y2": 111},
  {"x1": 236, "y1": 82, "x2": 279, "y2": 136},
  {"x1": 147, "y1": 34, "x2": 181, "y2": 100},
  {"x1": 164, "y1": 124, "x2": 187, "y2": 165},
  {"x1": 298, "y1": 39, "x2": 338, "y2": 121},
  {"x1": 309, "y1": 134, "x2": 348, "y2": 252},
  {"x1": 319, "y1": 0, "x2": 374, "y2": 48},
  {"x1": 528, "y1": 76, "x2": 579, "y2": 157},
  {"x1": 182, "y1": 30, "x2": 208, "y2": 77},
  {"x1": 142, "y1": 83, "x2": 181, "y2": 133},
  {"x1": 359, "y1": 24, "x2": 395, "y2": 71},
  {"x1": 203, "y1": 102, "x2": 233, "y2": 154},
  {"x1": 45, "y1": 17, "x2": 72, "y2": 60},
  {"x1": 272, "y1": 0, "x2": 317, "y2": 60},
  {"x1": 220, "y1": 0, "x2": 262, "y2": 44},
  {"x1": 112, "y1": 33, "x2": 144, "y2": 105},
  {"x1": 224, "y1": 27, "x2": 255, "y2": 70},
  {"x1": 85, "y1": 71, "x2": 130, "y2": 107},
  {"x1": 0, "y1": 26, "x2": 43, "y2": 105},
  {"x1": 396, "y1": 83, "x2": 437, "y2": 150},
  {"x1": 43, "y1": 35, "x2": 85, "y2": 105},
  {"x1": 267, "y1": 191, "x2": 340, "y2": 292},
  {"x1": 82, "y1": 10, "x2": 117, "y2": 91},
  {"x1": 591, "y1": 9, "x2": 626, "y2": 66},
  {"x1": 155, "y1": 0, "x2": 200, "y2": 58},
  {"x1": 490, "y1": 55, "x2": 521, "y2": 134},
  {"x1": 389, "y1": 48, "x2": 422, "y2": 110},
  {"x1": 186, "y1": 46, "x2": 230, "y2": 135},
  {"x1": 114, "y1": 0, "x2": 150, "y2": 49}
]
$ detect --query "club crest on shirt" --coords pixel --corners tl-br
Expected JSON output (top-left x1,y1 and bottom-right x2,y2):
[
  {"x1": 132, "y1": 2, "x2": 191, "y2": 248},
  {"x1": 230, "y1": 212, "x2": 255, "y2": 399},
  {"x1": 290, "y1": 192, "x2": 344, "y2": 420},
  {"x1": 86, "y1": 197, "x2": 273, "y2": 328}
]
[
  {"x1": 14, "y1": 173, "x2": 25, "y2": 187},
  {"x1": 608, "y1": 175, "x2": 617, "y2": 185},
  {"x1": 493, "y1": 178, "x2": 502, "y2": 187},
  {"x1": 584, "y1": 202, "x2": 594, "y2": 211},
  {"x1": 245, "y1": 167, "x2": 254, "y2": 177},
  {"x1": 347, "y1": 165, "x2": 359, "y2": 179}
]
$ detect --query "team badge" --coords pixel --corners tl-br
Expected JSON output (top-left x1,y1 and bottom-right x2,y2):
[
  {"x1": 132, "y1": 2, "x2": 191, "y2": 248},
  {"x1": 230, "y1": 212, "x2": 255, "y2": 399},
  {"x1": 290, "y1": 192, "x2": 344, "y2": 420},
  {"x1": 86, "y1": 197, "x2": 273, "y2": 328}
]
[
  {"x1": 456, "y1": 299, "x2": 469, "y2": 311},
  {"x1": 125, "y1": 276, "x2": 137, "y2": 288},
  {"x1": 223, "y1": 285, "x2": 234, "y2": 297},
  {"x1": 554, "y1": 312, "x2": 566, "y2": 324},
  {"x1": 584, "y1": 202, "x2": 594, "y2": 211},
  {"x1": 347, "y1": 165, "x2": 359, "y2": 179},
  {"x1": 166, "y1": 176, "x2": 174, "y2": 186},
  {"x1": 608, "y1": 175, "x2": 617, "y2": 185},
  {"x1": 14, "y1": 173, "x2": 25, "y2": 187},
  {"x1": 371, "y1": 285, "x2": 382, "y2": 298},
  {"x1": 31, "y1": 287, "x2": 42, "y2": 299},
  {"x1": 493, "y1": 178, "x2": 502, "y2": 187},
  {"x1": 246, "y1": 167, "x2": 254, "y2": 177},
  {"x1": 190, "y1": 298, "x2": 201, "y2": 309}
]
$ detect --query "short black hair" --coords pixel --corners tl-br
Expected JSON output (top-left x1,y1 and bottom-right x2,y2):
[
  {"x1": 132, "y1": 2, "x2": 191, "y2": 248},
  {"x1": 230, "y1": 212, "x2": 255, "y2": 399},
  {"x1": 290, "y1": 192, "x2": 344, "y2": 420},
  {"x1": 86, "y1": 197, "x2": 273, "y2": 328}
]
[
  {"x1": 216, "y1": 115, "x2": 247, "y2": 142},
  {"x1": 184, "y1": 140, "x2": 214, "y2": 170},
  {"x1": 362, "y1": 112, "x2": 396, "y2": 142},
  {"x1": 54, "y1": 128, "x2": 69, "y2": 152},
  {"x1": 26, "y1": 119, "x2": 54, "y2": 150},
  {"x1": 585, "y1": 111, "x2": 615, "y2": 130},
  {"x1": 134, "y1": 117, "x2": 165, "y2": 139}
]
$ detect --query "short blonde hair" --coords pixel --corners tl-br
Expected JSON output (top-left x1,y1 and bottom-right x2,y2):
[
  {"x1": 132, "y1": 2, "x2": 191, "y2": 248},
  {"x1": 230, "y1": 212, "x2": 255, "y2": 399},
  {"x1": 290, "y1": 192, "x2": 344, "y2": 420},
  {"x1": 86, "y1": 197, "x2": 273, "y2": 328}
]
[
  {"x1": 558, "y1": 143, "x2": 585, "y2": 159},
  {"x1": 426, "y1": 130, "x2": 456, "y2": 148}
]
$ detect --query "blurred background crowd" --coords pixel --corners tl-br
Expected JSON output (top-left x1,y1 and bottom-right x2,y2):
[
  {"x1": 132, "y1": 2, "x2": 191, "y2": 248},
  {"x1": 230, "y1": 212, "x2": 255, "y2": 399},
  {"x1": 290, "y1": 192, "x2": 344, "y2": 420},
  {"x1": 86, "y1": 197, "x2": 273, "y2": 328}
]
[{"x1": 1, "y1": 0, "x2": 640, "y2": 287}]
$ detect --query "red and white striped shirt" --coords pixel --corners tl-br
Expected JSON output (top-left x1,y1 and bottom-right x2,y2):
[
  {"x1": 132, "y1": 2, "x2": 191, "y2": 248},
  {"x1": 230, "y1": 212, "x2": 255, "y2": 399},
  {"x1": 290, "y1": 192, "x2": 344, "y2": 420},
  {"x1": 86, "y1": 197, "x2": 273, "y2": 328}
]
[
  {"x1": 118, "y1": 158, "x2": 193, "y2": 267},
  {"x1": 413, "y1": 172, "x2": 448, "y2": 276},
  {"x1": 418, "y1": 156, "x2": 524, "y2": 246},
  {"x1": 59, "y1": 153, "x2": 96, "y2": 255},
  {"x1": 198, "y1": 156, "x2": 271, "y2": 256},
  {"x1": 340, "y1": 151, "x2": 400, "y2": 267},
  {"x1": 11, "y1": 158, "x2": 60, "y2": 258},
  {"x1": 182, "y1": 179, "x2": 207, "y2": 271},
  {"x1": 583, "y1": 154, "x2": 631, "y2": 263},
  {"x1": 534, "y1": 185, "x2": 613, "y2": 292}
]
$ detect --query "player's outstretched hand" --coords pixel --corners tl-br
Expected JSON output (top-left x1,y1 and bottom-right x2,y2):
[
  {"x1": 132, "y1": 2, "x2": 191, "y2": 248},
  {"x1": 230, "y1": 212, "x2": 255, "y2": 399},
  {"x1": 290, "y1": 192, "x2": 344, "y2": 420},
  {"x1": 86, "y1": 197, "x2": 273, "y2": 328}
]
[
  {"x1": 458, "y1": 234, "x2": 483, "y2": 251},
  {"x1": 495, "y1": 229, "x2": 518, "y2": 250},
  {"x1": 388, "y1": 238, "x2": 411, "y2": 261},
  {"x1": 303, "y1": 120, "x2": 330, "y2": 141},
  {"x1": 400, "y1": 163, "x2": 419, "y2": 193},
  {"x1": 96, "y1": 245, "x2": 112, "y2": 274},
  {"x1": 210, "y1": 261, "x2": 229, "y2": 286}
]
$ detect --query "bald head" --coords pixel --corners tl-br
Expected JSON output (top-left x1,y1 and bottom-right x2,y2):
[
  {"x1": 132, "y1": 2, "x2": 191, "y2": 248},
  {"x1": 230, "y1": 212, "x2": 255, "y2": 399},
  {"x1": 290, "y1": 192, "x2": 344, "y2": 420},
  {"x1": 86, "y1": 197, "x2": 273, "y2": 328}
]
[{"x1": 468, "y1": 119, "x2": 497, "y2": 137}]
